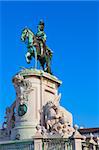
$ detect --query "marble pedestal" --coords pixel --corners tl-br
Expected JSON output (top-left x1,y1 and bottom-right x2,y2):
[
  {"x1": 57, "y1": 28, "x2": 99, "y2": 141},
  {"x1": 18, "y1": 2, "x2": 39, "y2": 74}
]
[{"x1": 11, "y1": 69, "x2": 61, "y2": 140}]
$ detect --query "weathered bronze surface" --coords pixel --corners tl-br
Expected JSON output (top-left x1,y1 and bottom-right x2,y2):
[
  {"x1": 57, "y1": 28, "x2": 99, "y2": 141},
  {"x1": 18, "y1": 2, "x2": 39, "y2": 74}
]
[{"x1": 21, "y1": 20, "x2": 53, "y2": 74}]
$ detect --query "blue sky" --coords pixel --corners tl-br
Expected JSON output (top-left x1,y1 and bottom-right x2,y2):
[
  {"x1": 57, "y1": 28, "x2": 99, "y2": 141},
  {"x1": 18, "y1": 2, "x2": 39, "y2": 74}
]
[{"x1": 0, "y1": 1, "x2": 99, "y2": 128}]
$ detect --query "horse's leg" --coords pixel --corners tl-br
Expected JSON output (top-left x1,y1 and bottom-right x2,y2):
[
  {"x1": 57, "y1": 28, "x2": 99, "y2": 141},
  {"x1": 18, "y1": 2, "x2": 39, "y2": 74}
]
[
  {"x1": 45, "y1": 55, "x2": 51, "y2": 74},
  {"x1": 39, "y1": 59, "x2": 43, "y2": 70},
  {"x1": 33, "y1": 46, "x2": 37, "y2": 69},
  {"x1": 25, "y1": 52, "x2": 31, "y2": 64},
  {"x1": 25, "y1": 46, "x2": 34, "y2": 64},
  {"x1": 39, "y1": 57, "x2": 45, "y2": 71},
  {"x1": 42, "y1": 62, "x2": 45, "y2": 71}
]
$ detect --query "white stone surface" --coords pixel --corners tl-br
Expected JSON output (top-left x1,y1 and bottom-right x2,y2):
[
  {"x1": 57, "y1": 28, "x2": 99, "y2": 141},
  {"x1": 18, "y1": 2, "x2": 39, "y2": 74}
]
[{"x1": 12, "y1": 69, "x2": 64, "y2": 140}]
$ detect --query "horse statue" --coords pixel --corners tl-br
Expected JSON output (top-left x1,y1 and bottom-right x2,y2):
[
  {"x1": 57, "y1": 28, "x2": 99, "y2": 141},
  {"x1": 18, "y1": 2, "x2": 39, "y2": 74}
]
[{"x1": 21, "y1": 27, "x2": 53, "y2": 74}]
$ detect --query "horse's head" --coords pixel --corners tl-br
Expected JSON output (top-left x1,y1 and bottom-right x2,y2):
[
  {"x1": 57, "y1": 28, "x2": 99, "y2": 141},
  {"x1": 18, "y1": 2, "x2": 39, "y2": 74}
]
[{"x1": 21, "y1": 28, "x2": 28, "y2": 42}]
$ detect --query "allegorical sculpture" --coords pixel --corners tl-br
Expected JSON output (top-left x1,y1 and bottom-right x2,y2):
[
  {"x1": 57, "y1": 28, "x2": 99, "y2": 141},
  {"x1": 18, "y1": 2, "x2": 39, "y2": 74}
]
[
  {"x1": 13, "y1": 74, "x2": 33, "y2": 117},
  {"x1": 21, "y1": 20, "x2": 53, "y2": 74},
  {"x1": 36, "y1": 94, "x2": 74, "y2": 138},
  {"x1": 2, "y1": 104, "x2": 16, "y2": 137}
]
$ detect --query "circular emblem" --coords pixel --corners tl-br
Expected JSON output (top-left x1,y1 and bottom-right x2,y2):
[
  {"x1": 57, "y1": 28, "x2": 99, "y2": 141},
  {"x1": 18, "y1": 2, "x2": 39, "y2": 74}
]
[{"x1": 18, "y1": 104, "x2": 27, "y2": 116}]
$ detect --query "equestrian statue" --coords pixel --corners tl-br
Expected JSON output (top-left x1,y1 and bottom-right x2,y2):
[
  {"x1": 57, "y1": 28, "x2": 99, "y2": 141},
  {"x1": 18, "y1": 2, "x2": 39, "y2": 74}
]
[{"x1": 21, "y1": 20, "x2": 53, "y2": 74}]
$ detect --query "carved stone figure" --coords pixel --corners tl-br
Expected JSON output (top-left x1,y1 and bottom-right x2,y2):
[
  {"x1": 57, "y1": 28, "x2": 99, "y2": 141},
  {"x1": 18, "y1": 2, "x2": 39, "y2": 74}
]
[
  {"x1": 39, "y1": 99, "x2": 74, "y2": 137},
  {"x1": 44, "y1": 101, "x2": 58, "y2": 130},
  {"x1": 13, "y1": 74, "x2": 33, "y2": 104},
  {"x1": 36, "y1": 125, "x2": 47, "y2": 136},
  {"x1": 2, "y1": 106, "x2": 15, "y2": 136}
]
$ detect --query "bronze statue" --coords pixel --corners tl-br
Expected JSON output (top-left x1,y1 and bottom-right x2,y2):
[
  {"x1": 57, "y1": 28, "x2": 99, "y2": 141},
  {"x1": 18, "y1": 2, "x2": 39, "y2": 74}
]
[{"x1": 21, "y1": 20, "x2": 53, "y2": 74}]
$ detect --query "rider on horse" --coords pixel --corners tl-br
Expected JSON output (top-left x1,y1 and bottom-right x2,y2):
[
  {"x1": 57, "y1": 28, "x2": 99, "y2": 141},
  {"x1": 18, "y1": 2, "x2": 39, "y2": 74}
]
[
  {"x1": 21, "y1": 20, "x2": 53, "y2": 74},
  {"x1": 36, "y1": 20, "x2": 47, "y2": 55}
]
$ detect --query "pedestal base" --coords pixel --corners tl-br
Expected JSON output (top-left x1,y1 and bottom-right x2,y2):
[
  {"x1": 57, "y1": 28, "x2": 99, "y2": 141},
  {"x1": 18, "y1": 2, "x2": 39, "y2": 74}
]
[{"x1": 12, "y1": 69, "x2": 62, "y2": 140}]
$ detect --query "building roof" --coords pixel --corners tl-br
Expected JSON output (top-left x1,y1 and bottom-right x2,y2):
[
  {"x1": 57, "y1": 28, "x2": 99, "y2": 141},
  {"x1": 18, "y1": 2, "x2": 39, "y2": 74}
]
[{"x1": 79, "y1": 128, "x2": 99, "y2": 134}]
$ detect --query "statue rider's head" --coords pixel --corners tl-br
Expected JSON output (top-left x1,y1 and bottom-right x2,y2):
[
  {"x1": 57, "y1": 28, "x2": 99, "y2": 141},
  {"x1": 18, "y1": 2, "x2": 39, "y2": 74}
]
[{"x1": 38, "y1": 19, "x2": 45, "y2": 31}]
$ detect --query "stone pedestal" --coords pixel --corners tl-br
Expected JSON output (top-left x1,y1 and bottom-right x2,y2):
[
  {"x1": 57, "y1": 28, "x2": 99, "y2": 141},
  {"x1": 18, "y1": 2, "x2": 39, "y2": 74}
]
[
  {"x1": 72, "y1": 125, "x2": 84, "y2": 150},
  {"x1": 34, "y1": 136, "x2": 42, "y2": 150},
  {"x1": 11, "y1": 69, "x2": 61, "y2": 140}
]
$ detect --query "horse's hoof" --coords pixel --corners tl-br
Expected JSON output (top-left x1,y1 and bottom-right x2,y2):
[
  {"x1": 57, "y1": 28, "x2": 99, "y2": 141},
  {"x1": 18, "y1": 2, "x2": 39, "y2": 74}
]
[
  {"x1": 26, "y1": 59, "x2": 30, "y2": 64},
  {"x1": 25, "y1": 57, "x2": 30, "y2": 64}
]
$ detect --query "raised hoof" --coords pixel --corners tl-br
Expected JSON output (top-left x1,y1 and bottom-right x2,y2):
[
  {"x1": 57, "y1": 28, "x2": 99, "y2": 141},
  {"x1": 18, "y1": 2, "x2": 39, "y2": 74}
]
[
  {"x1": 27, "y1": 61, "x2": 30, "y2": 64},
  {"x1": 25, "y1": 56, "x2": 30, "y2": 64}
]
